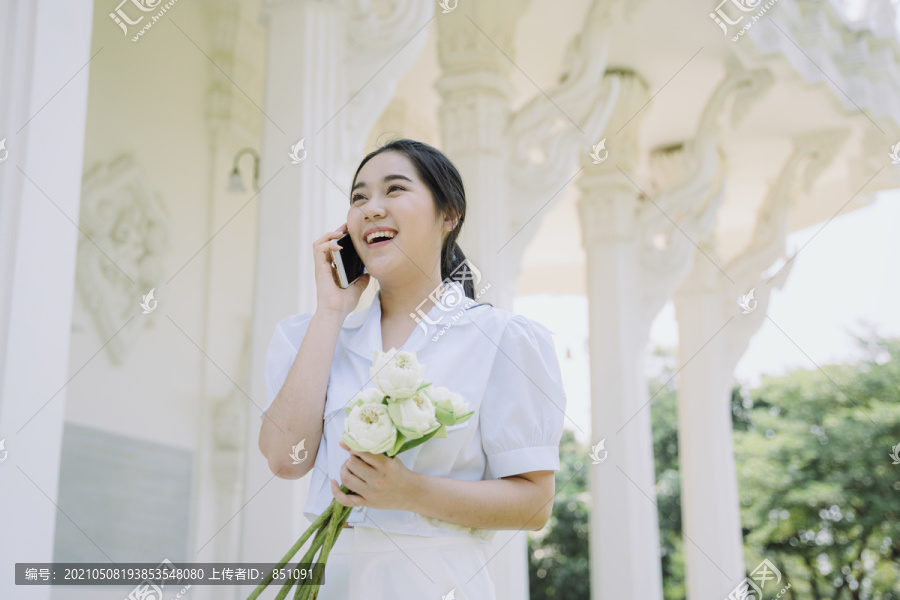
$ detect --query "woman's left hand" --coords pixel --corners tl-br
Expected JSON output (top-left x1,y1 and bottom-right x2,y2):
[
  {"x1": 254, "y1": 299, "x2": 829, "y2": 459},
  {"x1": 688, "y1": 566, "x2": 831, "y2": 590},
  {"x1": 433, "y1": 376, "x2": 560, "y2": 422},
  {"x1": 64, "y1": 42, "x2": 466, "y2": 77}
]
[{"x1": 330, "y1": 440, "x2": 419, "y2": 512}]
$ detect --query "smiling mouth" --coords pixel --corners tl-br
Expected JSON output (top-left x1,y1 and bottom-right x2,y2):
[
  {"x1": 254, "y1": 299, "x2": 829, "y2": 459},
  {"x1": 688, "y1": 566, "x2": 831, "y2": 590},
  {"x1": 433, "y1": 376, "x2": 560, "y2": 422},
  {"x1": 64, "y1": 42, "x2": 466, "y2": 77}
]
[{"x1": 366, "y1": 232, "x2": 397, "y2": 246}]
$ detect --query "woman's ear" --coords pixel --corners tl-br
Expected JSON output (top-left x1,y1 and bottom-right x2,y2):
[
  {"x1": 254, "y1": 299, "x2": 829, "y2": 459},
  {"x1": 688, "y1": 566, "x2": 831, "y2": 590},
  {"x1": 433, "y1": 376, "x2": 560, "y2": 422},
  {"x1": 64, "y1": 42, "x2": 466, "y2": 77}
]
[{"x1": 443, "y1": 211, "x2": 459, "y2": 231}]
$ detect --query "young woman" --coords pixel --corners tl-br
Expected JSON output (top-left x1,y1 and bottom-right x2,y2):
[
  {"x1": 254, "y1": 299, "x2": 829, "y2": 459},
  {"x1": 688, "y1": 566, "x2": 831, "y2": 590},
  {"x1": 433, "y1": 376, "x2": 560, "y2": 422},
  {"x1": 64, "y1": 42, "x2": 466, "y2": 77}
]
[{"x1": 258, "y1": 139, "x2": 568, "y2": 599}]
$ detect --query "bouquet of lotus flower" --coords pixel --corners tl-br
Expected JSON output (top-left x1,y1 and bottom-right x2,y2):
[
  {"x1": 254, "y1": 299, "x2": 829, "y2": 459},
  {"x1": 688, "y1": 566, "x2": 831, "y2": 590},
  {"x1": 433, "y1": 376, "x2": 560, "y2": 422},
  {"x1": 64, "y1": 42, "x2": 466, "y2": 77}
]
[{"x1": 248, "y1": 349, "x2": 474, "y2": 600}]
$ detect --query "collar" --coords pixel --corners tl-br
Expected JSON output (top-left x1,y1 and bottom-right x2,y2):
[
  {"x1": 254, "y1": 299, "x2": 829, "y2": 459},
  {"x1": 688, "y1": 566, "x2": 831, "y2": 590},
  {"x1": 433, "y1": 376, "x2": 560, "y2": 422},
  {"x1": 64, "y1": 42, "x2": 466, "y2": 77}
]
[{"x1": 341, "y1": 280, "x2": 482, "y2": 360}]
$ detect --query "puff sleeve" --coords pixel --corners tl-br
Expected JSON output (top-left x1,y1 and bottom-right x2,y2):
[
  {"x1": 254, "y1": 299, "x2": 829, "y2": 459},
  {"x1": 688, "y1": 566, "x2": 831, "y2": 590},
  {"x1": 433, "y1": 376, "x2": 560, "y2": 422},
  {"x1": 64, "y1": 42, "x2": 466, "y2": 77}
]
[
  {"x1": 479, "y1": 314, "x2": 567, "y2": 479},
  {"x1": 260, "y1": 313, "x2": 314, "y2": 420}
]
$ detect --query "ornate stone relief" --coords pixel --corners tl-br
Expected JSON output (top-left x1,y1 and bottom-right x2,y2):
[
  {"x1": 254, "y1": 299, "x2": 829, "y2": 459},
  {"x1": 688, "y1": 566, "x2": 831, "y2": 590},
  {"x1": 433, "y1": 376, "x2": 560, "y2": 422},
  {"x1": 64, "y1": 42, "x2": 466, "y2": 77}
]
[{"x1": 76, "y1": 154, "x2": 171, "y2": 364}]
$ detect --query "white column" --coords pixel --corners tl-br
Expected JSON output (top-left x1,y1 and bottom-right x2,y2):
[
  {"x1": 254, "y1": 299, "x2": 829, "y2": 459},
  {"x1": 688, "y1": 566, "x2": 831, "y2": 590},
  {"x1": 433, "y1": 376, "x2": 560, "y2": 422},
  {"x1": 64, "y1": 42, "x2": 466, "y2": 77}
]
[
  {"x1": 578, "y1": 64, "x2": 734, "y2": 599},
  {"x1": 189, "y1": 2, "x2": 265, "y2": 588},
  {"x1": 672, "y1": 258, "x2": 747, "y2": 600},
  {"x1": 578, "y1": 71, "x2": 666, "y2": 600},
  {"x1": 580, "y1": 177, "x2": 667, "y2": 600},
  {"x1": 0, "y1": 1, "x2": 95, "y2": 599},
  {"x1": 674, "y1": 130, "x2": 847, "y2": 600}
]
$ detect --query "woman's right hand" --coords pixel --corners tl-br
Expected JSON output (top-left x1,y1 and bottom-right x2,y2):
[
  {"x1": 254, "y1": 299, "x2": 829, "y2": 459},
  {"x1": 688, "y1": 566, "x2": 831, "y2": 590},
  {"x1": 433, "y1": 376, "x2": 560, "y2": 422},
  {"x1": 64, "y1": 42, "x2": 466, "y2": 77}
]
[{"x1": 313, "y1": 222, "x2": 370, "y2": 317}]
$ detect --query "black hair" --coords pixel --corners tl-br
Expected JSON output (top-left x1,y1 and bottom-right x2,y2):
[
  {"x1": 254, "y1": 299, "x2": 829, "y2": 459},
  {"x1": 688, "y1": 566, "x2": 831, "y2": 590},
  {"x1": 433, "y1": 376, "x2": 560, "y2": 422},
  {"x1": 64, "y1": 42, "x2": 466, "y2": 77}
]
[{"x1": 351, "y1": 138, "x2": 478, "y2": 300}]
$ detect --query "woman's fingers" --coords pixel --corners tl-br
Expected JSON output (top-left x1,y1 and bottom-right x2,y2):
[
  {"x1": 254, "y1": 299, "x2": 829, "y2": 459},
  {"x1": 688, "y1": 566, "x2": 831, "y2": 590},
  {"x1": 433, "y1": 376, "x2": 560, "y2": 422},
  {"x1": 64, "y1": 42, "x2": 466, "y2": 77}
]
[
  {"x1": 340, "y1": 440, "x2": 376, "y2": 469},
  {"x1": 341, "y1": 461, "x2": 359, "y2": 487},
  {"x1": 332, "y1": 476, "x2": 365, "y2": 508},
  {"x1": 341, "y1": 441, "x2": 384, "y2": 468},
  {"x1": 331, "y1": 479, "x2": 355, "y2": 507},
  {"x1": 313, "y1": 229, "x2": 345, "y2": 270},
  {"x1": 315, "y1": 235, "x2": 341, "y2": 254},
  {"x1": 312, "y1": 225, "x2": 346, "y2": 249},
  {"x1": 349, "y1": 454, "x2": 378, "y2": 475},
  {"x1": 342, "y1": 458, "x2": 375, "y2": 486}
]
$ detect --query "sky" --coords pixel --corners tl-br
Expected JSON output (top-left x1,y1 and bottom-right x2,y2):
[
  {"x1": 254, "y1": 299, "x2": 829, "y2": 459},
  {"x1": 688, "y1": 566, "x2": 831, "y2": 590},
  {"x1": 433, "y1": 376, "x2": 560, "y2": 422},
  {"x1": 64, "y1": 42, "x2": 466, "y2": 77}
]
[{"x1": 514, "y1": 191, "x2": 900, "y2": 442}]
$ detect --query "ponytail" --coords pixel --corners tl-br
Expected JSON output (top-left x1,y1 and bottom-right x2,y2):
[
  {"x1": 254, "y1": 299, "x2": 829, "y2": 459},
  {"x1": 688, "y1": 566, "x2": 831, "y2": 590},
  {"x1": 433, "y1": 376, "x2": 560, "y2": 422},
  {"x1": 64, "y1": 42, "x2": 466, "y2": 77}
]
[{"x1": 441, "y1": 239, "x2": 476, "y2": 300}]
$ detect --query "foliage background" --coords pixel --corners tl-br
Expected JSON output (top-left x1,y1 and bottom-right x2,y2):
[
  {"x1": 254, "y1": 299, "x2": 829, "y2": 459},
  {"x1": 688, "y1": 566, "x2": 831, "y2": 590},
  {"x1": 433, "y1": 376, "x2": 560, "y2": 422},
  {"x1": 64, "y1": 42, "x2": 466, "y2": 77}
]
[{"x1": 527, "y1": 333, "x2": 900, "y2": 599}]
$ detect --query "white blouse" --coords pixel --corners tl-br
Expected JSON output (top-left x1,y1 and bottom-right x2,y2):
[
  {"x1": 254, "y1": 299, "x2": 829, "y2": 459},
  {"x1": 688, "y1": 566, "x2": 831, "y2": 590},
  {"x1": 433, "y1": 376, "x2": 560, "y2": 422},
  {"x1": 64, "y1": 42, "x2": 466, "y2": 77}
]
[{"x1": 260, "y1": 280, "x2": 567, "y2": 545}]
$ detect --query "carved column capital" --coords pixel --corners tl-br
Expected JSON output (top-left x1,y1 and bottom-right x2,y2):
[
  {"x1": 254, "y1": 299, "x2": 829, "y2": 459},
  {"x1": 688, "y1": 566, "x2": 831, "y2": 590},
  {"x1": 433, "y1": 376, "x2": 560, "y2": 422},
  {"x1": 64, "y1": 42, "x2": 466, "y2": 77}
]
[
  {"x1": 583, "y1": 69, "x2": 649, "y2": 174},
  {"x1": 577, "y1": 178, "x2": 641, "y2": 245},
  {"x1": 697, "y1": 56, "x2": 773, "y2": 140},
  {"x1": 435, "y1": 0, "x2": 524, "y2": 76},
  {"x1": 204, "y1": 0, "x2": 264, "y2": 141}
]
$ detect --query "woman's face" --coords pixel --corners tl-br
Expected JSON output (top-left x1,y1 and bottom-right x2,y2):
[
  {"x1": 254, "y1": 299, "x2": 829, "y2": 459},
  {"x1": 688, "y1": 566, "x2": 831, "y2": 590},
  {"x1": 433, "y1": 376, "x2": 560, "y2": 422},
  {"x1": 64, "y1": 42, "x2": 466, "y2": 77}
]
[{"x1": 348, "y1": 151, "x2": 453, "y2": 283}]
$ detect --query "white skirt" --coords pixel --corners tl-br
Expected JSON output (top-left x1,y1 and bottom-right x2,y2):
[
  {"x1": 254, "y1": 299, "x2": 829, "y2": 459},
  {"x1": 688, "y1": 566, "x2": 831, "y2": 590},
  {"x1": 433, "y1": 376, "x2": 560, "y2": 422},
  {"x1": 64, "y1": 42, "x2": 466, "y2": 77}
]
[{"x1": 314, "y1": 525, "x2": 498, "y2": 600}]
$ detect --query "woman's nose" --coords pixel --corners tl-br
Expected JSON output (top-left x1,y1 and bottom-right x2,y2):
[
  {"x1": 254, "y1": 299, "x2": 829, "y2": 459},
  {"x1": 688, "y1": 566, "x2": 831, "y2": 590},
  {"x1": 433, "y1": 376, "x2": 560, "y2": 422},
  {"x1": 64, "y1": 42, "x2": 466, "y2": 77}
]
[{"x1": 366, "y1": 195, "x2": 387, "y2": 217}]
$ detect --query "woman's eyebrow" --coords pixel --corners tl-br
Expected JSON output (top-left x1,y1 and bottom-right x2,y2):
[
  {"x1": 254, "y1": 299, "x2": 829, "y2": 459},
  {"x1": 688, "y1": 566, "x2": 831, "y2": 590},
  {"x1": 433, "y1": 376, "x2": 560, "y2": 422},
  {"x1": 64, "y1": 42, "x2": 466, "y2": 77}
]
[{"x1": 351, "y1": 174, "x2": 413, "y2": 192}]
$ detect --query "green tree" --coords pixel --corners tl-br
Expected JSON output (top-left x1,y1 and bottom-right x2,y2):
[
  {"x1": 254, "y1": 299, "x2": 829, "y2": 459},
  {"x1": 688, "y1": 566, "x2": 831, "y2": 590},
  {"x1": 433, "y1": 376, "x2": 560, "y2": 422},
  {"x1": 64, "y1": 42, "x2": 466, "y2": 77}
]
[
  {"x1": 649, "y1": 346, "x2": 687, "y2": 600},
  {"x1": 528, "y1": 333, "x2": 900, "y2": 600},
  {"x1": 734, "y1": 333, "x2": 900, "y2": 599},
  {"x1": 528, "y1": 428, "x2": 591, "y2": 599}
]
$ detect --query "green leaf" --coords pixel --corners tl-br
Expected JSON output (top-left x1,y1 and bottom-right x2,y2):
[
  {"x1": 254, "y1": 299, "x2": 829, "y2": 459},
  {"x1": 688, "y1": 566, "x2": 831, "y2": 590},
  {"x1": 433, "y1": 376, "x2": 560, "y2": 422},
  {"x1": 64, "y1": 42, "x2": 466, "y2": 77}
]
[
  {"x1": 385, "y1": 432, "x2": 407, "y2": 457},
  {"x1": 397, "y1": 427, "x2": 443, "y2": 453}
]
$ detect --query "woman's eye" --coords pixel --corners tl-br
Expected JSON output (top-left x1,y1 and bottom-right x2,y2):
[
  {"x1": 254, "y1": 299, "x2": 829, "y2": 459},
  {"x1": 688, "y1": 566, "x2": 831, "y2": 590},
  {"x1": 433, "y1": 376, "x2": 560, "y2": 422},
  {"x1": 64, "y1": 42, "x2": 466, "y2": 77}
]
[{"x1": 351, "y1": 186, "x2": 402, "y2": 202}]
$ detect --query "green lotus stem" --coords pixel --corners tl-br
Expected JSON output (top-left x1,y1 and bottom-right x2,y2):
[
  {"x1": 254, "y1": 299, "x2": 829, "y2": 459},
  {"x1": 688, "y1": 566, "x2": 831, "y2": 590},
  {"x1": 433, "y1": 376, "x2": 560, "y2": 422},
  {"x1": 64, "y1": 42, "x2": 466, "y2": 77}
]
[
  {"x1": 293, "y1": 516, "x2": 337, "y2": 600},
  {"x1": 247, "y1": 489, "x2": 359, "y2": 599},
  {"x1": 295, "y1": 502, "x2": 344, "y2": 600},
  {"x1": 318, "y1": 505, "x2": 353, "y2": 573},
  {"x1": 247, "y1": 503, "x2": 336, "y2": 599},
  {"x1": 298, "y1": 516, "x2": 331, "y2": 565},
  {"x1": 306, "y1": 504, "x2": 354, "y2": 600},
  {"x1": 299, "y1": 504, "x2": 353, "y2": 600},
  {"x1": 274, "y1": 523, "x2": 331, "y2": 600}
]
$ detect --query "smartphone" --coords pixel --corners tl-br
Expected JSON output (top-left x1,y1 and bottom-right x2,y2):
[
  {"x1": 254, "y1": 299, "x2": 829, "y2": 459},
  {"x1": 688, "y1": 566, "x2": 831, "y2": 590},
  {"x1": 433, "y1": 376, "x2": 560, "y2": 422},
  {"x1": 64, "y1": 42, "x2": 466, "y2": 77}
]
[{"x1": 331, "y1": 232, "x2": 367, "y2": 288}]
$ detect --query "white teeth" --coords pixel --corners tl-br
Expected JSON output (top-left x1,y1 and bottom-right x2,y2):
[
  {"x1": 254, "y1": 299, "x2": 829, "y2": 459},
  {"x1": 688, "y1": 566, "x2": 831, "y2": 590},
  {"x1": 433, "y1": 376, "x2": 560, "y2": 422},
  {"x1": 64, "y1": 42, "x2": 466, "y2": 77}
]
[{"x1": 366, "y1": 230, "x2": 396, "y2": 244}]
